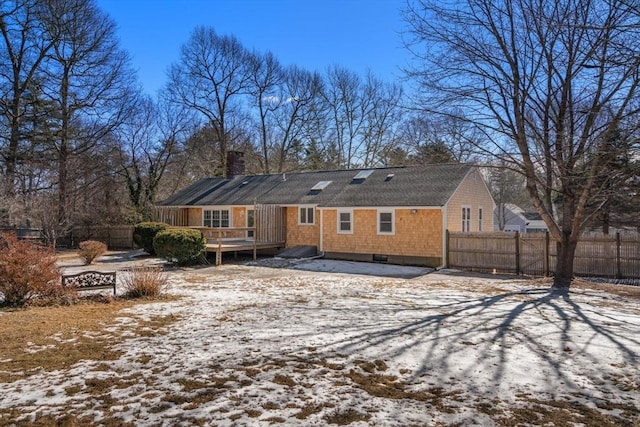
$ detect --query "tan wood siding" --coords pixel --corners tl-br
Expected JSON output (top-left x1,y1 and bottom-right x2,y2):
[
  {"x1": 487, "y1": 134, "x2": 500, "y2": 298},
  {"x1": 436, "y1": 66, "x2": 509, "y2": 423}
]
[
  {"x1": 446, "y1": 169, "x2": 495, "y2": 232},
  {"x1": 188, "y1": 208, "x2": 202, "y2": 226},
  {"x1": 285, "y1": 207, "x2": 320, "y2": 247},
  {"x1": 323, "y1": 208, "x2": 443, "y2": 258},
  {"x1": 233, "y1": 207, "x2": 245, "y2": 228}
]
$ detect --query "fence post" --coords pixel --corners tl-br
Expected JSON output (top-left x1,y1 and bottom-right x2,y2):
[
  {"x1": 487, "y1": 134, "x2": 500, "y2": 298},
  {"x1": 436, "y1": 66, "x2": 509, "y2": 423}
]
[
  {"x1": 445, "y1": 229, "x2": 450, "y2": 268},
  {"x1": 515, "y1": 231, "x2": 521, "y2": 275},
  {"x1": 616, "y1": 232, "x2": 622, "y2": 279},
  {"x1": 544, "y1": 232, "x2": 550, "y2": 277}
]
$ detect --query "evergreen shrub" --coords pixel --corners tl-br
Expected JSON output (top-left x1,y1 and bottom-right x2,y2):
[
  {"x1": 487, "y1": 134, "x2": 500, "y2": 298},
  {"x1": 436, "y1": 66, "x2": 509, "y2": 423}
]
[
  {"x1": 133, "y1": 222, "x2": 169, "y2": 255},
  {"x1": 153, "y1": 228, "x2": 206, "y2": 265}
]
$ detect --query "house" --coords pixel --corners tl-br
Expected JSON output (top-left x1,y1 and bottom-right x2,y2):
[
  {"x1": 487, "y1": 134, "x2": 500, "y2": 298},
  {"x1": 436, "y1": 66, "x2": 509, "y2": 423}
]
[
  {"x1": 494, "y1": 203, "x2": 548, "y2": 233},
  {"x1": 156, "y1": 154, "x2": 495, "y2": 267}
]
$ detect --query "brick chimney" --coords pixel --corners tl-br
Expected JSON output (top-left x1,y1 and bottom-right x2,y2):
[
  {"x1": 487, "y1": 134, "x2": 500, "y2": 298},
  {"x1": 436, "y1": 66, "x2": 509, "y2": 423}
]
[{"x1": 226, "y1": 151, "x2": 245, "y2": 178}]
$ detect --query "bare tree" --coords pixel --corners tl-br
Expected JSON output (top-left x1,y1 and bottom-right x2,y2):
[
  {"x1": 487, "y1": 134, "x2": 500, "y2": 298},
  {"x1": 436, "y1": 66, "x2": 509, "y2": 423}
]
[
  {"x1": 398, "y1": 113, "x2": 481, "y2": 164},
  {"x1": 404, "y1": 0, "x2": 640, "y2": 288},
  {"x1": 247, "y1": 51, "x2": 283, "y2": 173},
  {"x1": 361, "y1": 73, "x2": 403, "y2": 167},
  {"x1": 41, "y1": 0, "x2": 135, "y2": 232},
  {"x1": 324, "y1": 66, "x2": 371, "y2": 168},
  {"x1": 269, "y1": 66, "x2": 324, "y2": 172},
  {"x1": 0, "y1": 0, "x2": 53, "y2": 200},
  {"x1": 486, "y1": 160, "x2": 532, "y2": 231},
  {"x1": 167, "y1": 27, "x2": 254, "y2": 176},
  {"x1": 115, "y1": 96, "x2": 192, "y2": 220}
]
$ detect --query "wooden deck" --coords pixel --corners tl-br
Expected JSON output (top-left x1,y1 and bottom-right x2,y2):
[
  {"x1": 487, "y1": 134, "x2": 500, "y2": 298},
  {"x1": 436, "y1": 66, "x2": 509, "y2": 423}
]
[
  {"x1": 169, "y1": 227, "x2": 285, "y2": 265},
  {"x1": 205, "y1": 238, "x2": 285, "y2": 265}
]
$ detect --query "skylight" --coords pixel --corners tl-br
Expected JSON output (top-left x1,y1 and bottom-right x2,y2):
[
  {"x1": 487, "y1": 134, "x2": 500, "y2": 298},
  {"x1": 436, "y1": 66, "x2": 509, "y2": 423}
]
[
  {"x1": 352, "y1": 169, "x2": 374, "y2": 180},
  {"x1": 311, "y1": 180, "x2": 332, "y2": 191}
]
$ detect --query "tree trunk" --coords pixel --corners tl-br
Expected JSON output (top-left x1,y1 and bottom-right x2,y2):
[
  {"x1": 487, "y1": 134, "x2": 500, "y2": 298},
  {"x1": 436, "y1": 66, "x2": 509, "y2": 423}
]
[
  {"x1": 554, "y1": 236, "x2": 578, "y2": 289},
  {"x1": 4, "y1": 95, "x2": 21, "y2": 197},
  {"x1": 602, "y1": 211, "x2": 610, "y2": 235}
]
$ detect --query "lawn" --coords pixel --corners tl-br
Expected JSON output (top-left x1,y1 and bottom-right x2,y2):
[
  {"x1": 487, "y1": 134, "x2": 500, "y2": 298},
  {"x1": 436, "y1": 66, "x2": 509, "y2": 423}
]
[{"x1": 1, "y1": 254, "x2": 639, "y2": 426}]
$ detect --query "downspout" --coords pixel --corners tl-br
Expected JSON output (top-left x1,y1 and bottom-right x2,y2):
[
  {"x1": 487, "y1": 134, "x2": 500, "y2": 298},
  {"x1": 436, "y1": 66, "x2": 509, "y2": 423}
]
[
  {"x1": 319, "y1": 207, "x2": 324, "y2": 254},
  {"x1": 440, "y1": 205, "x2": 447, "y2": 269}
]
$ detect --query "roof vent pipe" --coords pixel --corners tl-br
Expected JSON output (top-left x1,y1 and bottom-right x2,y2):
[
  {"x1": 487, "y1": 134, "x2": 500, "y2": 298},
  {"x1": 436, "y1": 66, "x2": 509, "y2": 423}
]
[{"x1": 282, "y1": 173, "x2": 286, "y2": 181}]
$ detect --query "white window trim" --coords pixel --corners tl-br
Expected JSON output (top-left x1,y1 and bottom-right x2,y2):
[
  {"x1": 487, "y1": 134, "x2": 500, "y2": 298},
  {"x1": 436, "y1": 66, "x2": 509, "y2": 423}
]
[
  {"x1": 377, "y1": 209, "x2": 395, "y2": 235},
  {"x1": 462, "y1": 205, "x2": 471, "y2": 233},
  {"x1": 298, "y1": 206, "x2": 315, "y2": 225},
  {"x1": 202, "y1": 207, "x2": 232, "y2": 228},
  {"x1": 337, "y1": 209, "x2": 353, "y2": 234},
  {"x1": 246, "y1": 208, "x2": 255, "y2": 239}
]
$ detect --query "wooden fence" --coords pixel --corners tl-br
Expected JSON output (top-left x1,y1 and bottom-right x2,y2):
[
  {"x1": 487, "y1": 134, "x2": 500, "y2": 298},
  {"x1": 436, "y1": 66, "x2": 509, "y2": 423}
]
[
  {"x1": 447, "y1": 231, "x2": 640, "y2": 279},
  {"x1": 71, "y1": 225, "x2": 134, "y2": 249}
]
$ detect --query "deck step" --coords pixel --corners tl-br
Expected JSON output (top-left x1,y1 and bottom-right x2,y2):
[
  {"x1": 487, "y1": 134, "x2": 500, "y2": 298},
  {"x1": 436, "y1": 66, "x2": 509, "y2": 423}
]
[{"x1": 278, "y1": 245, "x2": 318, "y2": 259}]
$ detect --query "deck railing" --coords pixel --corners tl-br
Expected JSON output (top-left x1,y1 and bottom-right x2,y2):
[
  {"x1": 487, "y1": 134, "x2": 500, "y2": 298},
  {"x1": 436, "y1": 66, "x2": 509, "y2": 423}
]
[{"x1": 169, "y1": 226, "x2": 255, "y2": 265}]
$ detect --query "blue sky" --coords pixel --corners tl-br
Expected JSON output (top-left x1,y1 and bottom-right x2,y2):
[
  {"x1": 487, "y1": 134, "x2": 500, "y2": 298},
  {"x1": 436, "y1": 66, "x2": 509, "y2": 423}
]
[{"x1": 96, "y1": 0, "x2": 410, "y2": 96}]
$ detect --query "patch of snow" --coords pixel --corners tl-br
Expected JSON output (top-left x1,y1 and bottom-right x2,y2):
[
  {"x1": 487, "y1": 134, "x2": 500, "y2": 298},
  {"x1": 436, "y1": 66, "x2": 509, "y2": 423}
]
[{"x1": 2, "y1": 258, "x2": 639, "y2": 425}]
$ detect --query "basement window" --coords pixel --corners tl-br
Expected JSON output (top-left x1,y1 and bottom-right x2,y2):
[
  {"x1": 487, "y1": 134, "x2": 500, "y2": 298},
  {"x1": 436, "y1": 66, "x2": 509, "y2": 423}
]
[{"x1": 373, "y1": 254, "x2": 389, "y2": 263}]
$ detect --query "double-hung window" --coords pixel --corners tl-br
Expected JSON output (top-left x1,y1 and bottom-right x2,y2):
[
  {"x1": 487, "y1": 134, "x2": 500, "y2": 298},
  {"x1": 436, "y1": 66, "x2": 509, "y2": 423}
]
[
  {"x1": 478, "y1": 207, "x2": 483, "y2": 232},
  {"x1": 378, "y1": 209, "x2": 394, "y2": 234},
  {"x1": 299, "y1": 206, "x2": 314, "y2": 225},
  {"x1": 462, "y1": 206, "x2": 471, "y2": 232},
  {"x1": 204, "y1": 209, "x2": 230, "y2": 228},
  {"x1": 337, "y1": 209, "x2": 352, "y2": 234}
]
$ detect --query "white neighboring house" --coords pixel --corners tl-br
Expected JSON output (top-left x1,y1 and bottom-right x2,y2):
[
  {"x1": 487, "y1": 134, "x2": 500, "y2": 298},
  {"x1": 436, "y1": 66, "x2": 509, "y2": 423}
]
[{"x1": 494, "y1": 203, "x2": 549, "y2": 233}]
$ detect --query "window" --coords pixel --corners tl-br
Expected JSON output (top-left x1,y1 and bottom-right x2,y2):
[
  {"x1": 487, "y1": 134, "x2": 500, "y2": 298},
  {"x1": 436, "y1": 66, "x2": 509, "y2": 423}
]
[
  {"x1": 462, "y1": 206, "x2": 471, "y2": 232},
  {"x1": 299, "y1": 207, "x2": 314, "y2": 225},
  {"x1": 337, "y1": 210, "x2": 352, "y2": 234},
  {"x1": 478, "y1": 207, "x2": 483, "y2": 232},
  {"x1": 247, "y1": 209, "x2": 255, "y2": 238},
  {"x1": 378, "y1": 210, "x2": 394, "y2": 234},
  {"x1": 204, "y1": 209, "x2": 230, "y2": 228}
]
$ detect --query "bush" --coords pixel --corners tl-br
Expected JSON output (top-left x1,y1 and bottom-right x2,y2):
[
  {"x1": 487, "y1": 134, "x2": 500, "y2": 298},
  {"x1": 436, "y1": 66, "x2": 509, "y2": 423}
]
[
  {"x1": 133, "y1": 222, "x2": 169, "y2": 255},
  {"x1": 0, "y1": 233, "x2": 62, "y2": 306},
  {"x1": 120, "y1": 266, "x2": 168, "y2": 298},
  {"x1": 77, "y1": 240, "x2": 108, "y2": 265},
  {"x1": 153, "y1": 228, "x2": 206, "y2": 265}
]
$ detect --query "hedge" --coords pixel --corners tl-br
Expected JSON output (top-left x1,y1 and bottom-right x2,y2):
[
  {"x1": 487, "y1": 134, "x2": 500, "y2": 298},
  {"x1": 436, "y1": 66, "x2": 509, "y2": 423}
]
[
  {"x1": 133, "y1": 222, "x2": 169, "y2": 255},
  {"x1": 153, "y1": 228, "x2": 206, "y2": 265}
]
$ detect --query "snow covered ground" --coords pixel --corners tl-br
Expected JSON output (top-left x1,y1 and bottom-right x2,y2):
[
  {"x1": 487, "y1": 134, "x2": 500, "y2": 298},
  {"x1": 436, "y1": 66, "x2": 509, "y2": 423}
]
[{"x1": 2, "y1": 253, "x2": 639, "y2": 425}]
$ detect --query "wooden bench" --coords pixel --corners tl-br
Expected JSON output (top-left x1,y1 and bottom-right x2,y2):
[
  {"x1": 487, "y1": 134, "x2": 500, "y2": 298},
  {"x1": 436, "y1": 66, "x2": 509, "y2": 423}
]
[{"x1": 62, "y1": 271, "x2": 117, "y2": 295}]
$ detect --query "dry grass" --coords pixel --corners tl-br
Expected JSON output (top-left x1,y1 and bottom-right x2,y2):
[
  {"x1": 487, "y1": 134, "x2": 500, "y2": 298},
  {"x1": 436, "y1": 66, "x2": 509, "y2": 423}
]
[
  {"x1": 496, "y1": 396, "x2": 638, "y2": 427},
  {"x1": 0, "y1": 300, "x2": 179, "y2": 383},
  {"x1": 571, "y1": 279, "x2": 640, "y2": 299},
  {"x1": 120, "y1": 266, "x2": 168, "y2": 298},
  {"x1": 324, "y1": 408, "x2": 371, "y2": 425}
]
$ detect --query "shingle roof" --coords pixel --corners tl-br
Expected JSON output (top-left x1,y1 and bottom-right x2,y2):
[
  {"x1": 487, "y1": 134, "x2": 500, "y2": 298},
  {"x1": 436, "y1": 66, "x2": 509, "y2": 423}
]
[
  {"x1": 522, "y1": 212, "x2": 543, "y2": 221},
  {"x1": 157, "y1": 164, "x2": 473, "y2": 208}
]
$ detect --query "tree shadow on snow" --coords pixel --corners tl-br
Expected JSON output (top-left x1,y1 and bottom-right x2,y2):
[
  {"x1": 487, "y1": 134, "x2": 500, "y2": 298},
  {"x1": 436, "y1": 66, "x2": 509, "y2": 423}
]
[{"x1": 308, "y1": 286, "x2": 640, "y2": 394}]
